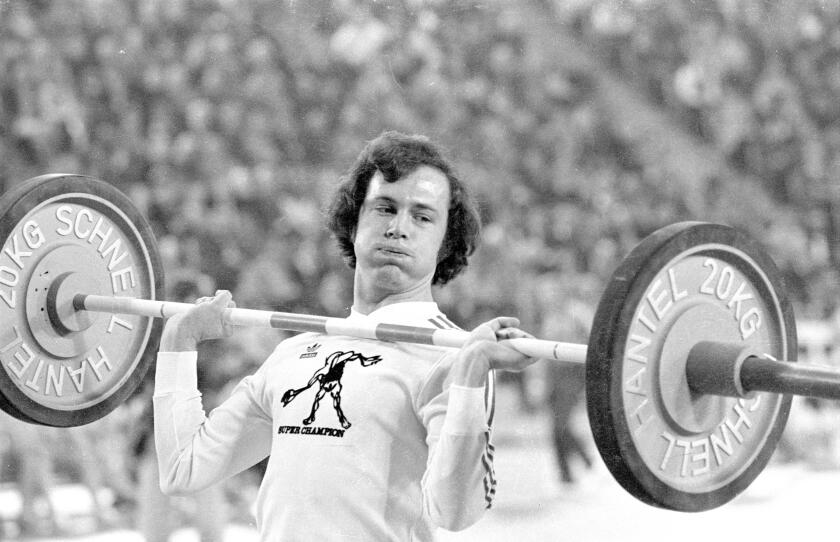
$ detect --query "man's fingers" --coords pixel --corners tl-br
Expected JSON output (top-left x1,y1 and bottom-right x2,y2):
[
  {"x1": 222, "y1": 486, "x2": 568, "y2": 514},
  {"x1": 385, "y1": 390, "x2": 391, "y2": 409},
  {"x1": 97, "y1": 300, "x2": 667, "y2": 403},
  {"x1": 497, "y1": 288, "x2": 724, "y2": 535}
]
[
  {"x1": 470, "y1": 317, "x2": 529, "y2": 348},
  {"x1": 483, "y1": 316, "x2": 520, "y2": 331},
  {"x1": 212, "y1": 290, "x2": 232, "y2": 306},
  {"x1": 474, "y1": 316, "x2": 519, "y2": 337},
  {"x1": 194, "y1": 291, "x2": 233, "y2": 309},
  {"x1": 490, "y1": 318, "x2": 525, "y2": 342},
  {"x1": 210, "y1": 291, "x2": 235, "y2": 335},
  {"x1": 497, "y1": 327, "x2": 533, "y2": 340}
]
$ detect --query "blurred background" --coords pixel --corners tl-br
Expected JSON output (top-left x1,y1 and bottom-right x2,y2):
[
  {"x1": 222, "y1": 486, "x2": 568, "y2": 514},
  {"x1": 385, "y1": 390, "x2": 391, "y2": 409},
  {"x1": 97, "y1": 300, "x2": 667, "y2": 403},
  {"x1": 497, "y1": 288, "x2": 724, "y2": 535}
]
[{"x1": 1, "y1": 0, "x2": 840, "y2": 540}]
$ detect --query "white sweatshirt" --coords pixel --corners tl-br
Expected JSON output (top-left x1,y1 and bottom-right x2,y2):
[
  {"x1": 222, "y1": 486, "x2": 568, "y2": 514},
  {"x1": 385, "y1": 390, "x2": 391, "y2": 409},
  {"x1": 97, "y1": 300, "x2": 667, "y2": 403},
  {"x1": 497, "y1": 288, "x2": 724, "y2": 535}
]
[{"x1": 153, "y1": 302, "x2": 496, "y2": 541}]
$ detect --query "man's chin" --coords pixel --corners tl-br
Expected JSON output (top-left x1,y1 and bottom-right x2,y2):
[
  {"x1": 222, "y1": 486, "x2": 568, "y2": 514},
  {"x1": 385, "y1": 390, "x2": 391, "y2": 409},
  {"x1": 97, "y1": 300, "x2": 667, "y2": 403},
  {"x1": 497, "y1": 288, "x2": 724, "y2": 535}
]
[
  {"x1": 372, "y1": 265, "x2": 437, "y2": 296},
  {"x1": 371, "y1": 265, "x2": 408, "y2": 287}
]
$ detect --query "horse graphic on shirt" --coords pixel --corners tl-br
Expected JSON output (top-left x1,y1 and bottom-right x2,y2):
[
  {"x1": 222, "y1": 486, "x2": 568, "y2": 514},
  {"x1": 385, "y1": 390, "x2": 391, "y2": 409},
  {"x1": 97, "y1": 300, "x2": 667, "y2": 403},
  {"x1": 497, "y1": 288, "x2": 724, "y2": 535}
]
[{"x1": 281, "y1": 350, "x2": 382, "y2": 429}]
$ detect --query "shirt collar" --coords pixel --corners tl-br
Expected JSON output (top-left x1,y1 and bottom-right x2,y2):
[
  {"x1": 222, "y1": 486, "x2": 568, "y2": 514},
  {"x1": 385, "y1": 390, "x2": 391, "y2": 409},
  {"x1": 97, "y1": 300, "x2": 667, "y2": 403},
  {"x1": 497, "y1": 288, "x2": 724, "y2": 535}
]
[{"x1": 348, "y1": 302, "x2": 442, "y2": 327}]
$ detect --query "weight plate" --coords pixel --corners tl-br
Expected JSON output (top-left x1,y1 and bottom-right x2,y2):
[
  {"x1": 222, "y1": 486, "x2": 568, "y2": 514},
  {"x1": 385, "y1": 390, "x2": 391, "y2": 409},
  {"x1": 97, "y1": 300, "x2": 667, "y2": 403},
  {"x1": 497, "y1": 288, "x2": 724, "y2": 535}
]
[
  {"x1": 0, "y1": 175, "x2": 163, "y2": 427},
  {"x1": 586, "y1": 222, "x2": 796, "y2": 512}
]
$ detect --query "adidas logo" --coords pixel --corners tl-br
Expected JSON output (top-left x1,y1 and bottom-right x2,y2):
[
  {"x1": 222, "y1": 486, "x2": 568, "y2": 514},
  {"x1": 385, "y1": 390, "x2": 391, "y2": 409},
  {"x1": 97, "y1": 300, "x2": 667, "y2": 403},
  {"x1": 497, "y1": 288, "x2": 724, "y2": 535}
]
[{"x1": 300, "y1": 343, "x2": 321, "y2": 359}]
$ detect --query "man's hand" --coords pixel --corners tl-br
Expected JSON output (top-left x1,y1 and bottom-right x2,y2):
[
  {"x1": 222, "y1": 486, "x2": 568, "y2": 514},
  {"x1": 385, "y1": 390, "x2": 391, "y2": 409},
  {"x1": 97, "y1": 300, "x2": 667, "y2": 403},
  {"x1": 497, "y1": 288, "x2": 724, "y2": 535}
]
[
  {"x1": 452, "y1": 316, "x2": 538, "y2": 387},
  {"x1": 159, "y1": 290, "x2": 236, "y2": 351}
]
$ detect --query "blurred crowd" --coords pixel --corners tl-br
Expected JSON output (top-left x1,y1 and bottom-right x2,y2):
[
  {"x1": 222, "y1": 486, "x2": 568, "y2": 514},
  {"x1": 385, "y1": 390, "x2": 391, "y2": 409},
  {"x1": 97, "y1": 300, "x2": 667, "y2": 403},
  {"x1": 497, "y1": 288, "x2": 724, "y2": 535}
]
[{"x1": 1, "y1": 0, "x2": 840, "y2": 538}]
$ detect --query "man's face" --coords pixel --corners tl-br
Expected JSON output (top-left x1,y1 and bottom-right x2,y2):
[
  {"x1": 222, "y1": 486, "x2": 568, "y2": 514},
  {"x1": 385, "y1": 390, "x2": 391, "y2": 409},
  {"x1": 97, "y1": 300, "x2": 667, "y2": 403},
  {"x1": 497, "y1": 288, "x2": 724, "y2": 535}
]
[{"x1": 353, "y1": 166, "x2": 450, "y2": 296}]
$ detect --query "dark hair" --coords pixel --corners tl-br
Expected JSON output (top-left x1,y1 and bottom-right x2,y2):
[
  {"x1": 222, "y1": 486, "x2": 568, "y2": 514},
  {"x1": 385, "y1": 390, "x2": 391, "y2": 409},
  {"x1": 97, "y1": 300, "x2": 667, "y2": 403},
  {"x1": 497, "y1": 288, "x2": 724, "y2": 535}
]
[{"x1": 327, "y1": 131, "x2": 481, "y2": 285}]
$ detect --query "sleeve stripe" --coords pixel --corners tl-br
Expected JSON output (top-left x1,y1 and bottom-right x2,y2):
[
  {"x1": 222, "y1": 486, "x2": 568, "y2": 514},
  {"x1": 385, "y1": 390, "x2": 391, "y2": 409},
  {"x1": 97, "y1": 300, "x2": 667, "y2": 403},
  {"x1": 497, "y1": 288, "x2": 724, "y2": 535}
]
[
  {"x1": 482, "y1": 372, "x2": 497, "y2": 508},
  {"x1": 485, "y1": 443, "x2": 495, "y2": 460},
  {"x1": 428, "y1": 314, "x2": 463, "y2": 331},
  {"x1": 428, "y1": 318, "x2": 446, "y2": 329},
  {"x1": 440, "y1": 314, "x2": 459, "y2": 329},
  {"x1": 485, "y1": 370, "x2": 496, "y2": 426},
  {"x1": 481, "y1": 450, "x2": 497, "y2": 486},
  {"x1": 482, "y1": 432, "x2": 497, "y2": 508}
]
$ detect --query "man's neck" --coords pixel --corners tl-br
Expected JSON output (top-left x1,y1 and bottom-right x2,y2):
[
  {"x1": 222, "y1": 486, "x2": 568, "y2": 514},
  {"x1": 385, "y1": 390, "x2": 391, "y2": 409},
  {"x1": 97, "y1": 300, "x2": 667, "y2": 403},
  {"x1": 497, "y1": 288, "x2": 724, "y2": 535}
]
[{"x1": 352, "y1": 274, "x2": 435, "y2": 315}]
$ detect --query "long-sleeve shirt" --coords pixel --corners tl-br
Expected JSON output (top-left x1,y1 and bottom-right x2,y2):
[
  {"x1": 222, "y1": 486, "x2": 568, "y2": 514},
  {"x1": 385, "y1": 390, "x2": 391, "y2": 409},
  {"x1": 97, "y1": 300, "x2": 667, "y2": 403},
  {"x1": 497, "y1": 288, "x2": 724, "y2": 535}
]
[{"x1": 153, "y1": 301, "x2": 496, "y2": 541}]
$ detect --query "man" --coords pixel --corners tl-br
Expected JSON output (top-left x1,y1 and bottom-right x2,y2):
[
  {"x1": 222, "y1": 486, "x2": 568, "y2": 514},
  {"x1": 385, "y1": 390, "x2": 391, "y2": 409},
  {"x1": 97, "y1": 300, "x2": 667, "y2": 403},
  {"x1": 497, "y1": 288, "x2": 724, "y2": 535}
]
[{"x1": 154, "y1": 131, "x2": 538, "y2": 540}]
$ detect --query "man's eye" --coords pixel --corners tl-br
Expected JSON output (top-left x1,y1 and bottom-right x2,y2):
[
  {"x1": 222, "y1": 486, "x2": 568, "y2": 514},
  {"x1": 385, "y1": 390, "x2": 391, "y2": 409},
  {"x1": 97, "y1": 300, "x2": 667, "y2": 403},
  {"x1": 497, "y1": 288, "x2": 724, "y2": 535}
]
[
  {"x1": 415, "y1": 214, "x2": 432, "y2": 223},
  {"x1": 375, "y1": 206, "x2": 394, "y2": 214}
]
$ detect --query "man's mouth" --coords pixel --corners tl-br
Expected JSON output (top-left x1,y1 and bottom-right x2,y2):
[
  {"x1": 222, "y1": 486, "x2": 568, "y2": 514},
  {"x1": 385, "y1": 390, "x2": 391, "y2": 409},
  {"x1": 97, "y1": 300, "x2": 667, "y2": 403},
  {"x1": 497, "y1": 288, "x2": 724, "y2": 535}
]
[{"x1": 376, "y1": 246, "x2": 410, "y2": 258}]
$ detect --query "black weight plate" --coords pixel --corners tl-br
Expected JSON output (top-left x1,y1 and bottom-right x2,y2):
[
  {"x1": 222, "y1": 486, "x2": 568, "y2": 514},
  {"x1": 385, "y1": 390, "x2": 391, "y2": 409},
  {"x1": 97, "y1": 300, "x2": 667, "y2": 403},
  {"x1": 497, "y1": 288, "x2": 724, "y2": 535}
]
[
  {"x1": 0, "y1": 175, "x2": 163, "y2": 426},
  {"x1": 586, "y1": 222, "x2": 796, "y2": 512}
]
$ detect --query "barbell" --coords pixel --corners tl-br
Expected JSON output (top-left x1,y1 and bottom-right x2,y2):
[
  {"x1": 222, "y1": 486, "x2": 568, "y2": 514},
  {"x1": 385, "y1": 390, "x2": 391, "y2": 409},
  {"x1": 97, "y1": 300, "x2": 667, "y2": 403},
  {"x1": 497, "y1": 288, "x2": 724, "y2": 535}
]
[{"x1": 0, "y1": 174, "x2": 835, "y2": 513}]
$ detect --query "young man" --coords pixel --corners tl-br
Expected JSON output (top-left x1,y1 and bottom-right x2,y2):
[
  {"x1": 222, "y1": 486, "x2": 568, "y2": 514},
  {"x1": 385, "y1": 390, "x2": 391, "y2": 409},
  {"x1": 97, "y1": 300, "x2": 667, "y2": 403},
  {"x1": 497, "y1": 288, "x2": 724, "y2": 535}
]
[{"x1": 154, "y1": 131, "x2": 538, "y2": 540}]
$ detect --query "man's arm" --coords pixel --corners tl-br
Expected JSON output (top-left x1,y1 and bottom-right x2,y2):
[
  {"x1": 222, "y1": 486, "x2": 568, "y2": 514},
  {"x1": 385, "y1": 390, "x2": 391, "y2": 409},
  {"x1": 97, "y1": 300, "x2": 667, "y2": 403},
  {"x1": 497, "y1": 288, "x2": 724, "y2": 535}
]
[
  {"x1": 153, "y1": 290, "x2": 272, "y2": 494},
  {"x1": 420, "y1": 380, "x2": 495, "y2": 531},
  {"x1": 420, "y1": 316, "x2": 535, "y2": 531},
  {"x1": 153, "y1": 350, "x2": 273, "y2": 495}
]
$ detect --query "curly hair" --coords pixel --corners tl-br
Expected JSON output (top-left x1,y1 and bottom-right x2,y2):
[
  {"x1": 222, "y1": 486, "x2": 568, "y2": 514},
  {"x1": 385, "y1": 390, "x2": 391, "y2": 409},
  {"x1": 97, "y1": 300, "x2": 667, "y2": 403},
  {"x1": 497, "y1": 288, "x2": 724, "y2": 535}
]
[{"x1": 327, "y1": 131, "x2": 481, "y2": 285}]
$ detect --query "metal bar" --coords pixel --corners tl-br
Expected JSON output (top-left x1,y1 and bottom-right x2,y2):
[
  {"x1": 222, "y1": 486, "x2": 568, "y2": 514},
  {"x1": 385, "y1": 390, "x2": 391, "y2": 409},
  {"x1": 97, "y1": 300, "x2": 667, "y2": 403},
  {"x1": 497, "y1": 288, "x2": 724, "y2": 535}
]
[
  {"x1": 74, "y1": 293, "x2": 588, "y2": 364},
  {"x1": 740, "y1": 356, "x2": 840, "y2": 401}
]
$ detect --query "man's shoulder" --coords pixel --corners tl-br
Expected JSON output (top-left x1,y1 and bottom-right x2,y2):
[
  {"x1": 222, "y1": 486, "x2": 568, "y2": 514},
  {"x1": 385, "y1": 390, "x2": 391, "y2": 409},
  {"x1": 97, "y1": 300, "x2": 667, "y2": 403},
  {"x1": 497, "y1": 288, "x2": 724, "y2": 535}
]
[
  {"x1": 269, "y1": 332, "x2": 325, "y2": 356},
  {"x1": 424, "y1": 311, "x2": 464, "y2": 332}
]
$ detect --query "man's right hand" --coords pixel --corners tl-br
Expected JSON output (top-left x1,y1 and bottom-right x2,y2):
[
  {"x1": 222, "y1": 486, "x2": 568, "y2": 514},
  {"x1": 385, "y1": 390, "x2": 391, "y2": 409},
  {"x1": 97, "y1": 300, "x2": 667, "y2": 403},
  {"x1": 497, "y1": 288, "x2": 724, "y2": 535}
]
[
  {"x1": 159, "y1": 290, "x2": 236, "y2": 351},
  {"x1": 450, "y1": 317, "x2": 538, "y2": 388}
]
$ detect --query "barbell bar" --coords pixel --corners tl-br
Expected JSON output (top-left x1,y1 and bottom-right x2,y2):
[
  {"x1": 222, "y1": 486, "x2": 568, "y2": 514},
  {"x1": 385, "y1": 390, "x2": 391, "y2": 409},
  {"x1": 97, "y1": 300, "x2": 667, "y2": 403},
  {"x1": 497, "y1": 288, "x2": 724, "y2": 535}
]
[
  {"x1": 74, "y1": 294, "x2": 840, "y2": 402},
  {"x1": 73, "y1": 293, "x2": 589, "y2": 363},
  {"x1": 686, "y1": 341, "x2": 840, "y2": 400},
  {"x1": 0, "y1": 173, "x2": 835, "y2": 513}
]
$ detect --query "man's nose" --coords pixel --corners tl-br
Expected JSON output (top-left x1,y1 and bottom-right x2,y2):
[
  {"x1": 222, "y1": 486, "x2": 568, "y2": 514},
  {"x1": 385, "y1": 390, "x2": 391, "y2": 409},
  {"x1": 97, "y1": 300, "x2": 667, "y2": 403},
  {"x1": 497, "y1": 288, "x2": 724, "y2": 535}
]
[{"x1": 385, "y1": 211, "x2": 409, "y2": 238}]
